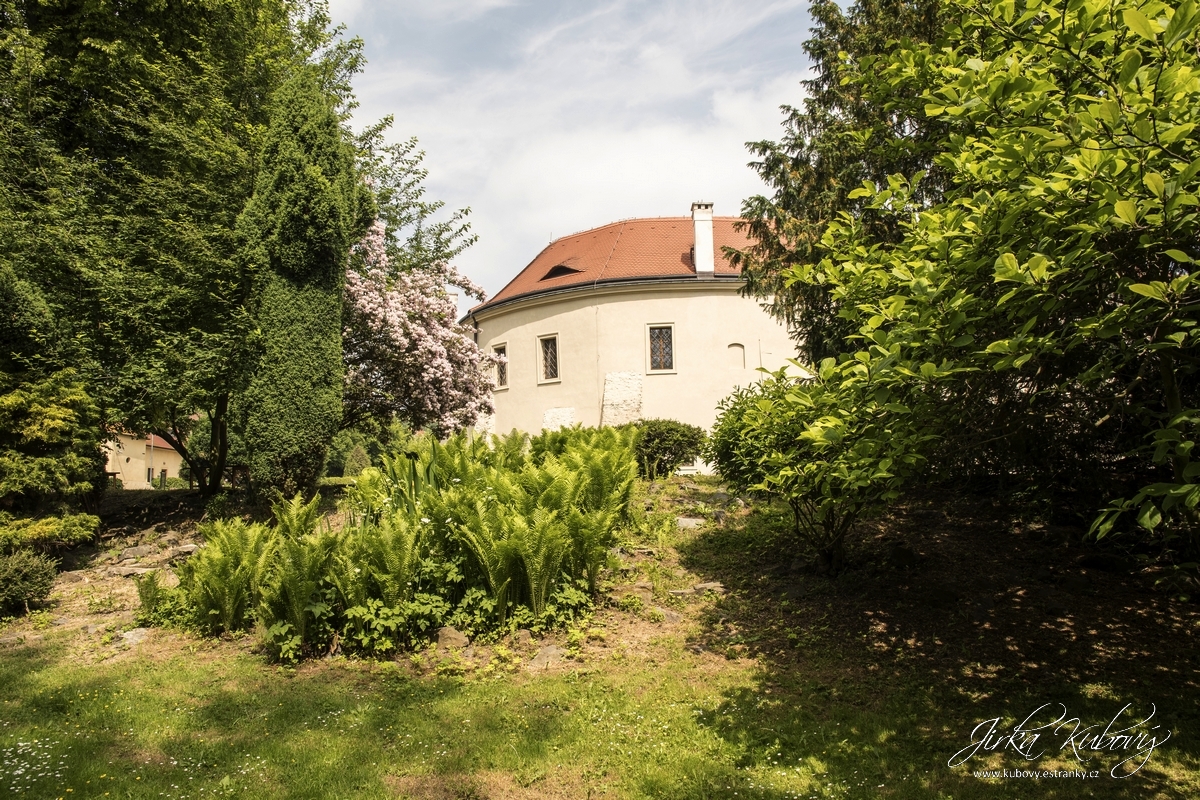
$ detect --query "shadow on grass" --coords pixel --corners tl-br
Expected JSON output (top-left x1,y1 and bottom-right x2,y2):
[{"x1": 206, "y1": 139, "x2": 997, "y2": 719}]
[
  {"x1": 0, "y1": 635, "x2": 587, "y2": 799},
  {"x1": 674, "y1": 486, "x2": 1200, "y2": 799}
]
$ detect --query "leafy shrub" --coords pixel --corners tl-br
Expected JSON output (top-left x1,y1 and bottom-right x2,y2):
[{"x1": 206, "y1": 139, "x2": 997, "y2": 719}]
[
  {"x1": 634, "y1": 419, "x2": 707, "y2": 479},
  {"x1": 177, "y1": 518, "x2": 270, "y2": 634},
  {"x1": 203, "y1": 492, "x2": 236, "y2": 520},
  {"x1": 709, "y1": 364, "x2": 927, "y2": 573},
  {"x1": 343, "y1": 444, "x2": 370, "y2": 477},
  {"x1": 0, "y1": 549, "x2": 57, "y2": 613},
  {"x1": 255, "y1": 494, "x2": 340, "y2": 658},
  {"x1": 134, "y1": 572, "x2": 193, "y2": 628},
  {"x1": 0, "y1": 512, "x2": 99, "y2": 551},
  {"x1": 168, "y1": 426, "x2": 638, "y2": 661},
  {"x1": 0, "y1": 369, "x2": 105, "y2": 512}
]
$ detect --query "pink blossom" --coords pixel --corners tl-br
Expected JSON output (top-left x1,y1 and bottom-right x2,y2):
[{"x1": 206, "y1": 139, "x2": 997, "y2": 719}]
[{"x1": 342, "y1": 220, "x2": 497, "y2": 435}]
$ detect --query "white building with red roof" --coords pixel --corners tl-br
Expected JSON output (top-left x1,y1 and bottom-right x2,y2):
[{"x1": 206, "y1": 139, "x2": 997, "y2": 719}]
[
  {"x1": 463, "y1": 202, "x2": 795, "y2": 440},
  {"x1": 104, "y1": 433, "x2": 186, "y2": 489}
]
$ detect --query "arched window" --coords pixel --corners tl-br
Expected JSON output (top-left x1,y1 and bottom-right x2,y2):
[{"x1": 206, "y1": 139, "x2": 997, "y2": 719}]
[{"x1": 728, "y1": 343, "x2": 745, "y2": 369}]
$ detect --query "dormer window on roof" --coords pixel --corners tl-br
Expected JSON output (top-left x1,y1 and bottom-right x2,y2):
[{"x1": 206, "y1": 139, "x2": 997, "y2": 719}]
[{"x1": 541, "y1": 264, "x2": 583, "y2": 281}]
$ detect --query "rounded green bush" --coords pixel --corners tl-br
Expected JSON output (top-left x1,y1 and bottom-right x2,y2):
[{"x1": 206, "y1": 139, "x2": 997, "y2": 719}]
[
  {"x1": 0, "y1": 549, "x2": 57, "y2": 614},
  {"x1": 634, "y1": 419, "x2": 707, "y2": 479}
]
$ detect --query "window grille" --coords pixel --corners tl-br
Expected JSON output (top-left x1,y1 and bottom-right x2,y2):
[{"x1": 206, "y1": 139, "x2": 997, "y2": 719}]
[
  {"x1": 494, "y1": 346, "x2": 507, "y2": 387},
  {"x1": 541, "y1": 337, "x2": 559, "y2": 380},
  {"x1": 649, "y1": 326, "x2": 674, "y2": 370}
]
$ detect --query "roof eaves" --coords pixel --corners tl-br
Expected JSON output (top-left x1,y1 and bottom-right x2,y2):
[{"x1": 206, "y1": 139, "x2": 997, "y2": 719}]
[{"x1": 463, "y1": 272, "x2": 743, "y2": 322}]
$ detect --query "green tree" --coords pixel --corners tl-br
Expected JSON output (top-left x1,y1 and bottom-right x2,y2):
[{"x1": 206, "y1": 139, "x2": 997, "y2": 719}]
[
  {"x1": 744, "y1": 0, "x2": 1200, "y2": 564},
  {"x1": 736, "y1": 0, "x2": 947, "y2": 361},
  {"x1": 710, "y1": 361, "x2": 930, "y2": 573},
  {"x1": 237, "y1": 70, "x2": 373, "y2": 496},
  {"x1": 4, "y1": 0, "x2": 298, "y2": 496}
]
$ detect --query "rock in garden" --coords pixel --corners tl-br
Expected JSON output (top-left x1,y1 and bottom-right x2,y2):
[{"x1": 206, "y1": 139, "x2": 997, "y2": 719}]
[
  {"x1": 120, "y1": 545, "x2": 156, "y2": 560},
  {"x1": 57, "y1": 570, "x2": 87, "y2": 583},
  {"x1": 160, "y1": 532, "x2": 182, "y2": 546},
  {"x1": 693, "y1": 581, "x2": 726, "y2": 595},
  {"x1": 676, "y1": 517, "x2": 705, "y2": 529},
  {"x1": 437, "y1": 626, "x2": 469, "y2": 650},
  {"x1": 122, "y1": 628, "x2": 149, "y2": 646},
  {"x1": 514, "y1": 629, "x2": 534, "y2": 648},
  {"x1": 169, "y1": 544, "x2": 200, "y2": 560},
  {"x1": 0, "y1": 633, "x2": 42, "y2": 647},
  {"x1": 668, "y1": 588, "x2": 694, "y2": 597},
  {"x1": 110, "y1": 566, "x2": 154, "y2": 577},
  {"x1": 615, "y1": 584, "x2": 653, "y2": 605},
  {"x1": 653, "y1": 606, "x2": 681, "y2": 623},
  {"x1": 528, "y1": 645, "x2": 564, "y2": 670},
  {"x1": 712, "y1": 492, "x2": 730, "y2": 503}
]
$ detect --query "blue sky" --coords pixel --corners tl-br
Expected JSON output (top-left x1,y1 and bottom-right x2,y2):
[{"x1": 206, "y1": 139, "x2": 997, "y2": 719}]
[{"x1": 327, "y1": 0, "x2": 815, "y2": 302}]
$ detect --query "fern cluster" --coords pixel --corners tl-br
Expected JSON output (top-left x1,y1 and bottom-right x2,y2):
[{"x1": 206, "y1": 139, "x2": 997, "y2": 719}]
[{"x1": 163, "y1": 426, "x2": 635, "y2": 661}]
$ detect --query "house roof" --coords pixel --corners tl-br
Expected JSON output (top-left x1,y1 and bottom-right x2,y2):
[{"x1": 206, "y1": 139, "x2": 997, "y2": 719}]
[{"x1": 471, "y1": 216, "x2": 751, "y2": 314}]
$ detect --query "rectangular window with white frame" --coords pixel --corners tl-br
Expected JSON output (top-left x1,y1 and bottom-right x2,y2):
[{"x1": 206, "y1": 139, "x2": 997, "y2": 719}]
[
  {"x1": 647, "y1": 324, "x2": 675, "y2": 373},
  {"x1": 538, "y1": 334, "x2": 560, "y2": 382},
  {"x1": 493, "y1": 343, "x2": 508, "y2": 388}
]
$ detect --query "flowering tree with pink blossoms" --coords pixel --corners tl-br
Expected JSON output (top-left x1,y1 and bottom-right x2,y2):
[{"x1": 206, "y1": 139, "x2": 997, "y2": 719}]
[{"x1": 342, "y1": 135, "x2": 498, "y2": 435}]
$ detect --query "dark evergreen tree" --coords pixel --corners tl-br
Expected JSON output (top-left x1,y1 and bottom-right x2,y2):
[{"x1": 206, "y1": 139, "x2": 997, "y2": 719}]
[
  {"x1": 736, "y1": 0, "x2": 946, "y2": 361},
  {"x1": 237, "y1": 71, "x2": 372, "y2": 496}
]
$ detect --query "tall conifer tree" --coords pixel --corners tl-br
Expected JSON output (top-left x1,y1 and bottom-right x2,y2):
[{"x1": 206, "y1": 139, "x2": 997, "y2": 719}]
[{"x1": 238, "y1": 71, "x2": 372, "y2": 496}]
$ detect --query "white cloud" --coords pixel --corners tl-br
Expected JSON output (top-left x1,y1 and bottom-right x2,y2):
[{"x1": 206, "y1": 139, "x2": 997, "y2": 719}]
[
  {"x1": 329, "y1": 1, "x2": 814, "y2": 303},
  {"x1": 329, "y1": 0, "x2": 517, "y2": 25}
]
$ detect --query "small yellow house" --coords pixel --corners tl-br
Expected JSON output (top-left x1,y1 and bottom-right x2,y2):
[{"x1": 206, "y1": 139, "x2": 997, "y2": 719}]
[
  {"x1": 464, "y1": 202, "x2": 795, "y2": 438},
  {"x1": 105, "y1": 433, "x2": 185, "y2": 489}
]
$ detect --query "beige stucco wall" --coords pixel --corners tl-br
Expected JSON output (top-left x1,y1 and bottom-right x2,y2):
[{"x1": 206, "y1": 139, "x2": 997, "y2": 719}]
[
  {"x1": 472, "y1": 280, "x2": 796, "y2": 435},
  {"x1": 104, "y1": 434, "x2": 185, "y2": 489}
]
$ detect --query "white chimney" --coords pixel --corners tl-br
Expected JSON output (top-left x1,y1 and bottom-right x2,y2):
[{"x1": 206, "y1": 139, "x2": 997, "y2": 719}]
[{"x1": 691, "y1": 201, "x2": 714, "y2": 278}]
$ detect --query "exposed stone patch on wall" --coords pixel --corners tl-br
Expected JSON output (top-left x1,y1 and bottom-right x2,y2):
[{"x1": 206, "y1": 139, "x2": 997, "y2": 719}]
[
  {"x1": 542, "y1": 407, "x2": 576, "y2": 430},
  {"x1": 600, "y1": 371, "x2": 643, "y2": 426}
]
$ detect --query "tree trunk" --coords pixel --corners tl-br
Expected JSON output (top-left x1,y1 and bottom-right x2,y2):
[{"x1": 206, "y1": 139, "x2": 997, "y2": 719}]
[
  {"x1": 816, "y1": 540, "x2": 845, "y2": 575},
  {"x1": 207, "y1": 393, "x2": 230, "y2": 498},
  {"x1": 154, "y1": 427, "x2": 206, "y2": 494}
]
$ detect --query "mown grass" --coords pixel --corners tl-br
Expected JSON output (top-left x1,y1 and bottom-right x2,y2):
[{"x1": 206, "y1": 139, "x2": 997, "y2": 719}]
[{"x1": 1, "y1": 477, "x2": 1197, "y2": 799}]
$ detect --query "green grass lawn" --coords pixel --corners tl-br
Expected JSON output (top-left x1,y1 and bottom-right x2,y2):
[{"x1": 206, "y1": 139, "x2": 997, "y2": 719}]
[{"x1": 2, "y1": 478, "x2": 1198, "y2": 799}]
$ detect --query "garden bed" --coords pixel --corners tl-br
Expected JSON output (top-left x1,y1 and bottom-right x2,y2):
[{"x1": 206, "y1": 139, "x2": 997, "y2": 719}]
[{"x1": 1, "y1": 478, "x2": 1197, "y2": 798}]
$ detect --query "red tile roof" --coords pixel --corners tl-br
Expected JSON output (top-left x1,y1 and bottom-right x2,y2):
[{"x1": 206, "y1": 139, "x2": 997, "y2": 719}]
[{"x1": 474, "y1": 216, "x2": 751, "y2": 312}]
